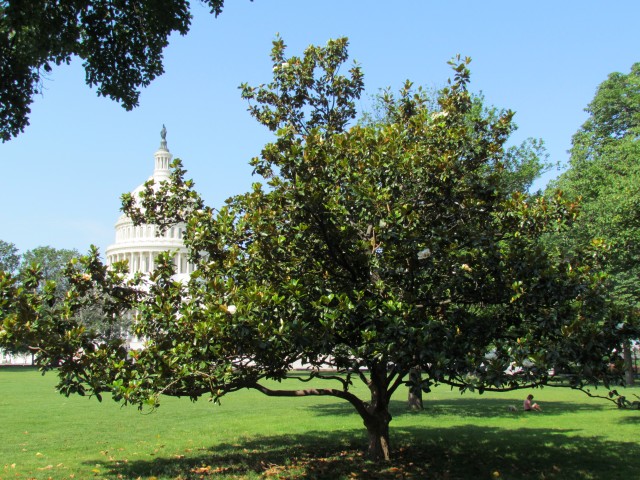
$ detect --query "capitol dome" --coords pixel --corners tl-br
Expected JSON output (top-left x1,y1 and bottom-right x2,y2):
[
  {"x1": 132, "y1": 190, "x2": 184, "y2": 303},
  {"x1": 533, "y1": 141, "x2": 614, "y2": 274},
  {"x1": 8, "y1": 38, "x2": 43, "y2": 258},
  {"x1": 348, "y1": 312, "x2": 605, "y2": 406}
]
[{"x1": 105, "y1": 126, "x2": 193, "y2": 282}]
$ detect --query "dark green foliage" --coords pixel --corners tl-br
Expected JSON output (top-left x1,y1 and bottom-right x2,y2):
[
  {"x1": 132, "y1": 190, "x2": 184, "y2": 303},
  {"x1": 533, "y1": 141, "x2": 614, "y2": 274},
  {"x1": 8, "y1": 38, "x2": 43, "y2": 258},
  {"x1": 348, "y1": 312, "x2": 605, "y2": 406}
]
[
  {"x1": 1, "y1": 245, "x2": 134, "y2": 356},
  {"x1": 551, "y1": 63, "x2": 640, "y2": 317},
  {"x1": 361, "y1": 82, "x2": 553, "y2": 195},
  {"x1": 550, "y1": 63, "x2": 640, "y2": 386}
]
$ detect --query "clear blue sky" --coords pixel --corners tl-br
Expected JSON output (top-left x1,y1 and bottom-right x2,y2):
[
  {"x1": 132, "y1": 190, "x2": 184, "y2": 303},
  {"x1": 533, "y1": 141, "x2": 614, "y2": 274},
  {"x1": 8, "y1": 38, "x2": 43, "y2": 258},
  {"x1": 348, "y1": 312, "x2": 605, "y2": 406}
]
[{"x1": 1, "y1": 1, "x2": 638, "y2": 255}]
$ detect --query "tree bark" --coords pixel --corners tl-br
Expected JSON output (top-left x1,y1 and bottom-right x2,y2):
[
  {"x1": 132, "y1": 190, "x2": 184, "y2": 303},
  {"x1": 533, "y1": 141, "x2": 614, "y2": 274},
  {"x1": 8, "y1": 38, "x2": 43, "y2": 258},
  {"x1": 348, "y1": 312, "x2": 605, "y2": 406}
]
[
  {"x1": 364, "y1": 411, "x2": 391, "y2": 461},
  {"x1": 623, "y1": 340, "x2": 635, "y2": 386},
  {"x1": 408, "y1": 367, "x2": 423, "y2": 410},
  {"x1": 362, "y1": 363, "x2": 392, "y2": 461}
]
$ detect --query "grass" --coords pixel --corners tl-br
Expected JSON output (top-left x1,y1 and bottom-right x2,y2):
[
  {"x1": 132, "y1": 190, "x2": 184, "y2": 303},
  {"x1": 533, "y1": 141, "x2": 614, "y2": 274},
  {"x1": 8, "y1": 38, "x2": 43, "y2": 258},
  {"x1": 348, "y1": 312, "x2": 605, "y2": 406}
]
[{"x1": 1, "y1": 367, "x2": 639, "y2": 479}]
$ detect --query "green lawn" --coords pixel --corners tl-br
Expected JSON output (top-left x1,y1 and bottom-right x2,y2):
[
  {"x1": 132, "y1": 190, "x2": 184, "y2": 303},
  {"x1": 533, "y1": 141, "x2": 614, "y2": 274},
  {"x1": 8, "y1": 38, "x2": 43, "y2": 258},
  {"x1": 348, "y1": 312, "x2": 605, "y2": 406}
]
[{"x1": 0, "y1": 367, "x2": 638, "y2": 479}]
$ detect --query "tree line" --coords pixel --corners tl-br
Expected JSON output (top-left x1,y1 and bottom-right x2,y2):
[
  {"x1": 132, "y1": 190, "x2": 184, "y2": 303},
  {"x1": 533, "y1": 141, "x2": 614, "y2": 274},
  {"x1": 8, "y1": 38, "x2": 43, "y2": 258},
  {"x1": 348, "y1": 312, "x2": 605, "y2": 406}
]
[
  {"x1": 0, "y1": 242, "x2": 130, "y2": 351},
  {"x1": 0, "y1": 242, "x2": 77, "y2": 289}
]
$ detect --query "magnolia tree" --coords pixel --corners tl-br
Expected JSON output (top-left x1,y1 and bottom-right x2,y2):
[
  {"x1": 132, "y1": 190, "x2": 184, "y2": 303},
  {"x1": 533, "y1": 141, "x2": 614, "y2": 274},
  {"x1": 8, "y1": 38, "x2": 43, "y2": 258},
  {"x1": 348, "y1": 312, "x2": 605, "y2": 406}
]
[{"x1": 0, "y1": 38, "x2": 632, "y2": 462}]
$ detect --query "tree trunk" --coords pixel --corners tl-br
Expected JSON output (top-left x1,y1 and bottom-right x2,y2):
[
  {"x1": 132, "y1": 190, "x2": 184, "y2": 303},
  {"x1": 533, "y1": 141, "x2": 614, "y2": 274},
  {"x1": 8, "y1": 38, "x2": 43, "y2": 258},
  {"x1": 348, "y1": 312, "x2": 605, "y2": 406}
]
[
  {"x1": 364, "y1": 411, "x2": 391, "y2": 461},
  {"x1": 408, "y1": 367, "x2": 423, "y2": 410},
  {"x1": 363, "y1": 363, "x2": 392, "y2": 461},
  {"x1": 623, "y1": 341, "x2": 635, "y2": 386}
]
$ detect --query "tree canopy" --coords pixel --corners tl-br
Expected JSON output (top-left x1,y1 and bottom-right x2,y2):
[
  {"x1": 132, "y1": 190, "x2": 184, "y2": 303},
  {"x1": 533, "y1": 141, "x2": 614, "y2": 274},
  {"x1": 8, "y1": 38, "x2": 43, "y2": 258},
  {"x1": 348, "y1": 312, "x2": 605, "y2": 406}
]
[
  {"x1": 551, "y1": 63, "x2": 640, "y2": 313},
  {"x1": 0, "y1": 244, "x2": 81, "y2": 355},
  {"x1": 360, "y1": 83, "x2": 552, "y2": 196},
  {"x1": 20, "y1": 245, "x2": 79, "y2": 290},
  {"x1": 0, "y1": 239, "x2": 20, "y2": 273},
  {"x1": 550, "y1": 63, "x2": 640, "y2": 384},
  {"x1": 569, "y1": 63, "x2": 640, "y2": 161},
  {"x1": 0, "y1": 0, "x2": 230, "y2": 142},
  {"x1": 0, "y1": 39, "x2": 631, "y2": 462}
]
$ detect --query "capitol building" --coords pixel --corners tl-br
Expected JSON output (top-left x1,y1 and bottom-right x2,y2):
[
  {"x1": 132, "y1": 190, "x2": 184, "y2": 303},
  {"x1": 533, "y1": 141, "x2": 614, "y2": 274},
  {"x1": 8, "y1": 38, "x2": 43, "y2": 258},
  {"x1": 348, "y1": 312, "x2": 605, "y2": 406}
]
[
  {"x1": 1, "y1": 128, "x2": 193, "y2": 364},
  {"x1": 105, "y1": 127, "x2": 193, "y2": 281}
]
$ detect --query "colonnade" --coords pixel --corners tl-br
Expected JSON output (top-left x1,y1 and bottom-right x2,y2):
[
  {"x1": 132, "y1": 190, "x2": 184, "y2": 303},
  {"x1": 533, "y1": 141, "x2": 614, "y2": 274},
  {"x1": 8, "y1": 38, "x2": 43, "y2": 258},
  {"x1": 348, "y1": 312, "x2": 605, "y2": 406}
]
[
  {"x1": 116, "y1": 224, "x2": 184, "y2": 242},
  {"x1": 108, "y1": 251, "x2": 194, "y2": 275}
]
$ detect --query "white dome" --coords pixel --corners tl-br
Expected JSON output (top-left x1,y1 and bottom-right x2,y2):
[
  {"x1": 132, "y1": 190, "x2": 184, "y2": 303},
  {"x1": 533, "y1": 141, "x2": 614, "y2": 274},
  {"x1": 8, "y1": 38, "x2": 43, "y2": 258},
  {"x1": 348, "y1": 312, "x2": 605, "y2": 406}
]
[{"x1": 105, "y1": 127, "x2": 193, "y2": 282}]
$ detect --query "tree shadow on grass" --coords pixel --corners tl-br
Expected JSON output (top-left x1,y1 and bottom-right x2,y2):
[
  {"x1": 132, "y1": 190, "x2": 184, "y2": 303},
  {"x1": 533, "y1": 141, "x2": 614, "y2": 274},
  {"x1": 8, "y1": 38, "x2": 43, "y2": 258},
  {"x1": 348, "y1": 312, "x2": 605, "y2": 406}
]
[
  {"x1": 92, "y1": 424, "x2": 640, "y2": 480},
  {"x1": 617, "y1": 414, "x2": 640, "y2": 425},
  {"x1": 308, "y1": 397, "x2": 610, "y2": 420}
]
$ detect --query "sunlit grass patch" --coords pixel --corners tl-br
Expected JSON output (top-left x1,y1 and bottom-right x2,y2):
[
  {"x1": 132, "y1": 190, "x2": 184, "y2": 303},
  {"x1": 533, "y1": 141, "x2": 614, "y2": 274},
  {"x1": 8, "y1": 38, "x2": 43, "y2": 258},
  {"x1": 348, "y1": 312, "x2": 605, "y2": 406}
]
[{"x1": 1, "y1": 367, "x2": 638, "y2": 479}]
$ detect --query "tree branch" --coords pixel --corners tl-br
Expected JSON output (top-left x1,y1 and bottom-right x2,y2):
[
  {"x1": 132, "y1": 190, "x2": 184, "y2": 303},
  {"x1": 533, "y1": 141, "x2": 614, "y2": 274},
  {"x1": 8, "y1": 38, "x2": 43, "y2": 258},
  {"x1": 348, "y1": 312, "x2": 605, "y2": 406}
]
[
  {"x1": 438, "y1": 377, "x2": 547, "y2": 392},
  {"x1": 250, "y1": 381, "x2": 369, "y2": 418},
  {"x1": 545, "y1": 383, "x2": 621, "y2": 406},
  {"x1": 284, "y1": 370, "x2": 351, "y2": 390},
  {"x1": 386, "y1": 369, "x2": 408, "y2": 401}
]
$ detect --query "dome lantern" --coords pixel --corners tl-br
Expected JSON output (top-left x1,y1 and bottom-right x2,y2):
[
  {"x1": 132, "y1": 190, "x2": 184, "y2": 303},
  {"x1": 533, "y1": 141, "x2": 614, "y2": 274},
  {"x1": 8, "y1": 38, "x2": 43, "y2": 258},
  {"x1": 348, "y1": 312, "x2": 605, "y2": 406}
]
[{"x1": 154, "y1": 124, "x2": 172, "y2": 182}]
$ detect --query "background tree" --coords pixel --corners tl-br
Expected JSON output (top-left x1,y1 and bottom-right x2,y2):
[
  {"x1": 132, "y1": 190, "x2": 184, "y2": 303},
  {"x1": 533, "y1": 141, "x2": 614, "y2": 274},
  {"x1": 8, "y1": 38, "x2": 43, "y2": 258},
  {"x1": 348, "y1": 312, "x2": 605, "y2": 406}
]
[
  {"x1": 1, "y1": 245, "x2": 138, "y2": 358},
  {"x1": 0, "y1": 239, "x2": 23, "y2": 357},
  {"x1": 0, "y1": 40, "x2": 631, "y2": 464},
  {"x1": 1, "y1": 245, "x2": 77, "y2": 356},
  {"x1": 0, "y1": 0, "x2": 231, "y2": 142},
  {"x1": 550, "y1": 62, "x2": 640, "y2": 384},
  {"x1": 20, "y1": 245, "x2": 131, "y2": 342},
  {"x1": 0, "y1": 239, "x2": 20, "y2": 273},
  {"x1": 20, "y1": 245, "x2": 80, "y2": 297}
]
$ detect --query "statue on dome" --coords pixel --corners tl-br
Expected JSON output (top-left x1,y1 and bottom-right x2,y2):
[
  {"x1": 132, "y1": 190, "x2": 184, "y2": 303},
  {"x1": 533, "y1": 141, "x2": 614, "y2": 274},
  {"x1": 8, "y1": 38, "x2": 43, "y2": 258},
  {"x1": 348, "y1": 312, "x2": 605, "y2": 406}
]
[{"x1": 160, "y1": 124, "x2": 167, "y2": 141}]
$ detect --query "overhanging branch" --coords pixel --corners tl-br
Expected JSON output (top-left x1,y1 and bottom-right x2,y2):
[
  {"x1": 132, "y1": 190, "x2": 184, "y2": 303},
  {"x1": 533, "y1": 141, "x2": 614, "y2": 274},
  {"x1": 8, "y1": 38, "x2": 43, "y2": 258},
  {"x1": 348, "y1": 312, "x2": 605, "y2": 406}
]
[{"x1": 250, "y1": 380, "x2": 369, "y2": 418}]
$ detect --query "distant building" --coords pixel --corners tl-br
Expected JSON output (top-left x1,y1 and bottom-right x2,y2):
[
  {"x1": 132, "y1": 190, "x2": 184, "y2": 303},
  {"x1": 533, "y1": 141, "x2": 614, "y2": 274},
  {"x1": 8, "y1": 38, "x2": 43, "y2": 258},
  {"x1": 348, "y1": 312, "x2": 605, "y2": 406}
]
[
  {"x1": 1, "y1": 129, "x2": 193, "y2": 364},
  {"x1": 105, "y1": 128, "x2": 194, "y2": 350},
  {"x1": 105, "y1": 127, "x2": 193, "y2": 282}
]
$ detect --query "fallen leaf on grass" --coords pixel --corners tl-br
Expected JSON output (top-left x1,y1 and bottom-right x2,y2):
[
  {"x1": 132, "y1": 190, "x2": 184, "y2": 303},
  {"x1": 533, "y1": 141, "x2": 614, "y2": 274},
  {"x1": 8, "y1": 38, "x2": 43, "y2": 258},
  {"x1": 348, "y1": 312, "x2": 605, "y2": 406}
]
[
  {"x1": 192, "y1": 466, "x2": 212, "y2": 474},
  {"x1": 191, "y1": 465, "x2": 232, "y2": 476},
  {"x1": 38, "y1": 465, "x2": 53, "y2": 470},
  {"x1": 263, "y1": 464, "x2": 286, "y2": 477}
]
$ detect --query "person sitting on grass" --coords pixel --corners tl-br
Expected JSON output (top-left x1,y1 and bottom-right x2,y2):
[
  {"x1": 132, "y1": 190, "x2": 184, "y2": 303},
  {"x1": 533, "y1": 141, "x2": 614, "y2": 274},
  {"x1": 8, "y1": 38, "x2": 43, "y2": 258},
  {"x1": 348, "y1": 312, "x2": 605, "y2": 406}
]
[{"x1": 524, "y1": 394, "x2": 542, "y2": 412}]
